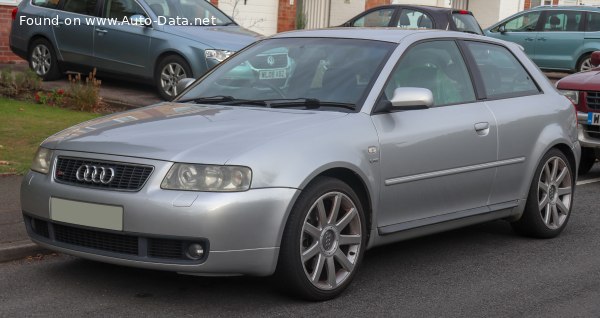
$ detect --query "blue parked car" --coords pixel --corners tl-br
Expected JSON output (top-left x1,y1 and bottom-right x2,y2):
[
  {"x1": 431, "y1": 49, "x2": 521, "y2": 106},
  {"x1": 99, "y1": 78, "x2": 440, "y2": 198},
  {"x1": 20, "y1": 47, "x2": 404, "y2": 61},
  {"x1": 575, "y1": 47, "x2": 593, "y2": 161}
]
[{"x1": 485, "y1": 6, "x2": 600, "y2": 72}]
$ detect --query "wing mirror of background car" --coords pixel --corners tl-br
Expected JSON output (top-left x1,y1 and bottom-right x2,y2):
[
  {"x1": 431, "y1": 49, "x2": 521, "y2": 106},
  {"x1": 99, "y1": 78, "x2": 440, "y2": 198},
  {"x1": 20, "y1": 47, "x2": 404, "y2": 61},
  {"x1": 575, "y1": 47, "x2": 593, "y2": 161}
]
[
  {"x1": 498, "y1": 25, "x2": 506, "y2": 33},
  {"x1": 130, "y1": 14, "x2": 151, "y2": 27},
  {"x1": 591, "y1": 51, "x2": 600, "y2": 68},
  {"x1": 175, "y1": 78, "x2": 195, "y2": 96},
  {"x1": 390, "y1": 87, "x2": 433, "y2": 109}
]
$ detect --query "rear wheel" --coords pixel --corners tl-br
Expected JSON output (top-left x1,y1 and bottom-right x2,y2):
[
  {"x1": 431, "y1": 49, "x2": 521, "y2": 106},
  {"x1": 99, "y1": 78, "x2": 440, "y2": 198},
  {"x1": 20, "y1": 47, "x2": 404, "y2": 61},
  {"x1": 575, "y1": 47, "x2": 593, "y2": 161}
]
[
  {"x1": 511, "y1": 149, "x2": 574, "y2": 238},
  {"x1": 155, "y1": 55, "x2": 192, "y2": 100},
  {"x1": 577, "y1": 53, "x2": 592, "y2": 72},
  {"x1": 277, "y1": 177, "x2": 366, "y2": 301},
  {"x1": 579, "y1": 147, "x2": 597, "y2": 175},
  {"x1": 28, "y1": 38, "x2": 61, "y2": 80}
]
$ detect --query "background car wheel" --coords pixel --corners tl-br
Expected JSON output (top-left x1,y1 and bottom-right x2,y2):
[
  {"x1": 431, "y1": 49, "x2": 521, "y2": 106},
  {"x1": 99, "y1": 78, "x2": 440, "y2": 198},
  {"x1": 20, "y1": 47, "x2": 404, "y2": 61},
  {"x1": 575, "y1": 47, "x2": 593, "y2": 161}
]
[
  {"x1": 277, "y1": 176, "x2": 367, "y2": 301},
  {"x1": 155, "y1": 55, "x2": 192, "y2": 101},
  {"x1": 511, "y1": 149, "x2": 574, "y2": 238},
  {"x1": 577, "y1": 54, "x2": 592, "y2": 72},
  {"x1": 579, "y1": 147, "x2": 597, "y2": 175},
  {"x1": 28, "y1": 38, "x2": 61, "y2": 81}
]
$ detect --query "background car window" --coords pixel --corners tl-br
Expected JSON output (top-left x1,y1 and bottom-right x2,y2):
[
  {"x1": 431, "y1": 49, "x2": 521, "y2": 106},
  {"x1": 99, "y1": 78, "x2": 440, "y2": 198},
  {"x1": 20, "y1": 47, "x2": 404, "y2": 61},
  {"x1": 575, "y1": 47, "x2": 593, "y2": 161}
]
[
  {"x1": 145, "y1": 0, "x2": 230, "y2": 25},
  {"x1": 352, "y1": 8, "x2": 394, "y2": 27},
  {"x1": 503, "y1": 11, "x2": 541, "y2": 32},
  {"x1": 397, "y1": 9, "x2": 433, "y2": 29},
  {"x1": 541, "y1": 11, "x2": 582, "y2": 32},
  {"x1": 384, "y1": 41, "x2": 475, "y2": 107},
  {"x1": 104, "y1": 0, "x2": 147, "y2": 20},
  {"x1": 586, "y1": 12, "x2": 600, "y2": 31},
  {"x1": 465, "y1": 42, "x2": 538, "y2": 99},
  {"x1": 452, "y1": 13, "x2": 482, "y2": 34},
  {"x1": 62, "y1": 0, "x2": 97, "y2": 15},
  {"x1": 32, "y1": 0, "x2": 59, "y2": 9}
]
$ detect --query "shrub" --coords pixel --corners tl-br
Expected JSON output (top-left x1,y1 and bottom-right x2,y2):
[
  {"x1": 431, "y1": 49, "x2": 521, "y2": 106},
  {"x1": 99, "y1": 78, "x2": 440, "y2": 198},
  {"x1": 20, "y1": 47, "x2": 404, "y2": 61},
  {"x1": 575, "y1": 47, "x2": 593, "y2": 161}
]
[
  {"x1": 67, "y1": 69, "x2": 101, "y2": 112},
  {"x1": 0, "y1": 68, "x2": 42, "y2": 97},
  {"x1": 35, "y1": 89, "x2": 65, "y2": 106}
]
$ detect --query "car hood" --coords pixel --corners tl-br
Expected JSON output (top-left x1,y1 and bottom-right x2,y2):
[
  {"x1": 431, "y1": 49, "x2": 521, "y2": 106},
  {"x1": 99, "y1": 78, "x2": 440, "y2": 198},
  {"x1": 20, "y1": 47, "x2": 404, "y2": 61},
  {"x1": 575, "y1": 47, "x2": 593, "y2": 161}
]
[
  {"x1": 164, "y1": 25, "x2": 261, "y2": 50},
  {"x1": 43, "y1": 103, "x2": 348, "y2": 164},
  {"x1": 556, "y1": 69, "x2": 600, "y2": 91}
]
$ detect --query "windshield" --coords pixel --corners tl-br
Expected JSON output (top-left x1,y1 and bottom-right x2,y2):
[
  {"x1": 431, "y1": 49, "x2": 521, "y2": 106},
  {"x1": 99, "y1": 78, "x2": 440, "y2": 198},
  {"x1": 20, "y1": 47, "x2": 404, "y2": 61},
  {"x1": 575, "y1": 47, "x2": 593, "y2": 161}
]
[
  {"x1": 179, "y1": 38, "x2": 394, "y2": 110},
  {"x1": 452, "y1": 13, "x2": 483, "y2": 35},
  {"x1": 145, "y1": 0, "x2": 233, "y2": 26}
]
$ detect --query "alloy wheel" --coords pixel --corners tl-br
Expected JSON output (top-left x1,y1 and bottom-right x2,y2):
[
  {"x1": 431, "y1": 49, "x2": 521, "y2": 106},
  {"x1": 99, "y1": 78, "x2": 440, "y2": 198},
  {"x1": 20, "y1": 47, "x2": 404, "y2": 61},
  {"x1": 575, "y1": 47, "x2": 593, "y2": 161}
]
[
  {"x1": 537, "y1": 156, "x2": 572, "y2": 230},
  {"x1": 580, "y1": 57, "x2": 593, "y2": 72},
  {"x1": 31, "y1": 44, "x2": 51, "y2": 76},
  {"x1": 160, "y1": 63, "x2": 187, "y2": 97},
  {"x1": 300, "y1": 191, "x2": 362, "y2": 291}
]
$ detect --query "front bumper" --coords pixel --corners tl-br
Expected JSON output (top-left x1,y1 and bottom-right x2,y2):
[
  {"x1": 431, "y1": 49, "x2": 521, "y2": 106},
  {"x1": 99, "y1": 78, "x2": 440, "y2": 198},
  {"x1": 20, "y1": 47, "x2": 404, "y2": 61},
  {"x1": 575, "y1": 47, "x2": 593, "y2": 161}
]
[
  {"x1": 577, "y1": 111, "x2": 600, "y2": 148},
  {"x1": 20, "y1": 151, "x2": 299, "y2": 276}
]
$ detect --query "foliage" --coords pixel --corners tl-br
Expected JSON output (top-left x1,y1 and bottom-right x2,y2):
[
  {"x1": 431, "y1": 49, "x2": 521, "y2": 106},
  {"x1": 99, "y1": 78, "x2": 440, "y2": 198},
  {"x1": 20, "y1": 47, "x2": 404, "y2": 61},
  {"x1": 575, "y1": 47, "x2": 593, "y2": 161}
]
[
  {"x1": 34, "y1": 89, "x2": 66, "y2": 106},
  {"x1": 0, "y1": 68, "x2": 41, "y2": 97},
  {"x1": 67, "y1": 68, "x2": 102, "y2": 112}
]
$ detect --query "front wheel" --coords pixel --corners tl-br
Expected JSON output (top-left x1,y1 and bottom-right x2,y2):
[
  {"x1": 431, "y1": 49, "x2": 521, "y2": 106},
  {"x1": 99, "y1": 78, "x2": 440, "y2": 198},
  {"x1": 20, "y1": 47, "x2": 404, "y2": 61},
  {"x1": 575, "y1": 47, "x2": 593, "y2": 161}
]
[
  {"x1": 277, "y1": 177, "x2": 366, "y2": 301},
  {"x1": 511, "y1": 149, "x2": 574, "y2": 238}
]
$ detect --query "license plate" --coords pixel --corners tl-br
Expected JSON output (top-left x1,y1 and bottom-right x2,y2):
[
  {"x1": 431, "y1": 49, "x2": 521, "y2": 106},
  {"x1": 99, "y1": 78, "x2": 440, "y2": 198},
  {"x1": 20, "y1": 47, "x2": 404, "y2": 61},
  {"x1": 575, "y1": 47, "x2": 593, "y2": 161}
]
[
  {"x1": 589, "y1": 112, "x2": 600, "y2": 126},
  {"x1": 259, "y1": 69, "x2": 286, "y2": 80},
  {"x1": 50, "y1": 198, "x2": 123, "y2": 231}
]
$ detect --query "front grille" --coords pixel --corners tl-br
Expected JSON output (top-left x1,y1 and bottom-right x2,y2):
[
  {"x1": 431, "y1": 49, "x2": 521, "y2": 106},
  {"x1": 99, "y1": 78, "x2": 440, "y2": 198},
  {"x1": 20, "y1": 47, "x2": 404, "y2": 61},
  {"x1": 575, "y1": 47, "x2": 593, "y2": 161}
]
[
  {"x1": 249, "y1": 53, "x2": 288, "y2": 69},
  {"x1": 54, "y1": 157, "x2": 153, "y2": 191},
  {"x1": 54, "y1": 223, "x2": 139, "y2": 255},
  {"x1": 586, "y1": 91, "x2": 600, "y2": 110},
  {"x1": 24, "y1": 216, "x2": 207, "y2": 264}
]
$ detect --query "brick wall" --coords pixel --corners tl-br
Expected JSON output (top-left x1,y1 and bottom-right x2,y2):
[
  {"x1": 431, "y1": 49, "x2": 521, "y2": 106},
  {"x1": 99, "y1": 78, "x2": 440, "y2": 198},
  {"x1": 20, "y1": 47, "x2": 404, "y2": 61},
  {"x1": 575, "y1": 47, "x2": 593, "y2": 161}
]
[
  {"x1": 365, "y1": 0, "x2": 390, "y2": 10},
  {"x1": 277, "y1": 0, "x2": 296, "y2": 32},
  {"x1": 0, "y1": 5, "x2": 24, "y2": 63},
  {"x1": 524, "y1": 0, "x2": 559, "y2": 9},
  {"x1": 209, "y1": 0, "x2": 218, "y2": 5}
]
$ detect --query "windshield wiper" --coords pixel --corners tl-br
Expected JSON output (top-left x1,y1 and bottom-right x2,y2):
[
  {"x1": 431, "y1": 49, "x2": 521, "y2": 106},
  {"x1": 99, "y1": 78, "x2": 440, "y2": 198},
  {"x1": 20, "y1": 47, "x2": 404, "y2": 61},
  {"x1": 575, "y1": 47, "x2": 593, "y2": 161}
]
[
  {"x1": 224, "y1": 98, "x2": 355, "y2": 110},
  {"x1": 178, "y1": 95, "x2": 236, "y2": 104}
]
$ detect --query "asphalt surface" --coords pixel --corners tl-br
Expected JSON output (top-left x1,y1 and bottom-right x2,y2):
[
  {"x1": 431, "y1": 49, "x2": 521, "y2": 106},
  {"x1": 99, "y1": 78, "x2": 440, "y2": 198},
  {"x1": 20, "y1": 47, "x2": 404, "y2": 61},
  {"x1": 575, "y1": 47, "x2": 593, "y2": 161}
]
[{"x1": 1, "y1": 167, "x2": 599, "y2": 317}]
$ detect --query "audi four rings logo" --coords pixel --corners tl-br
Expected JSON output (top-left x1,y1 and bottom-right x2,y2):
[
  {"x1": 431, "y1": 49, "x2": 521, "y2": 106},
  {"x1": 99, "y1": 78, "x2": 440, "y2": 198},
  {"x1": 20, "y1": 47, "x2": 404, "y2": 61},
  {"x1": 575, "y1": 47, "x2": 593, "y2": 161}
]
[{"x1": 75, "y1": 165, "x2": 115, "y2": 184}]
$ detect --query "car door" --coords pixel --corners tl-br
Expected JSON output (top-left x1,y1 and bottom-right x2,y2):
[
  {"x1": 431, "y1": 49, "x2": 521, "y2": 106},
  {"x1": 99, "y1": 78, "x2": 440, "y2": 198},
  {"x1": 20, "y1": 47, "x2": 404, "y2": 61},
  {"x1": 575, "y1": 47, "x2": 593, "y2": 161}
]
[
  {"x1": 371, "y1": 40, "x2": 498, "y2": 231},
  {"x1": 461, "y1": 41, "x2": 544, "y2": 206},
  {"x1": 489, "y1": 11, "x2": 542, "y2": 59},
  {"x1": 52, "y1": 0, "x2": 99, "y2": 65},
  {"x1": 93, "y1": 0, "x2": 151, "y2": 77},
  {"x1": 534, "y1": 10, "x2": 584, "y2": 70}
]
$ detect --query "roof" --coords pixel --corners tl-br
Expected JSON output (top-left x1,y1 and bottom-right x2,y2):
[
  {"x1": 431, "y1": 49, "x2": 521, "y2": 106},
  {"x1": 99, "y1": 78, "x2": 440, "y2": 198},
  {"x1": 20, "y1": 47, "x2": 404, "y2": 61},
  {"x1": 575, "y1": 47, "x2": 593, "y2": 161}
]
[
  {"x1": 367, "y1": 4, "x2": 471, "y2": 13},
  {"x1": 528, "y1": 5, "x2": 600, "y2": 11},
  {"x1": 271, "y1": 28, "x2": 449, "y2": 44}
]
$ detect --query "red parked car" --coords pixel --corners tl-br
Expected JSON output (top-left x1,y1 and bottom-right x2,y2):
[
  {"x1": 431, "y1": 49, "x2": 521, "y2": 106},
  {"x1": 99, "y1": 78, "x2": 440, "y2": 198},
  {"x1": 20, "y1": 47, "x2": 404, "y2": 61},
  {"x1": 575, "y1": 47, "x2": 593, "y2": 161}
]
[{"x1": 556, "y1": 52, "x2": 600, "y2": 174}]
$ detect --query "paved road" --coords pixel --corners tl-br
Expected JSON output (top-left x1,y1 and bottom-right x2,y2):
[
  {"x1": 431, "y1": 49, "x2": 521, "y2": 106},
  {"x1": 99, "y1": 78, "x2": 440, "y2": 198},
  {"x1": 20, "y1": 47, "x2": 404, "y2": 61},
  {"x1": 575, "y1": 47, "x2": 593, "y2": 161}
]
[{"x1": 1, "y1": 167, "x2": 600, "y2": 317}]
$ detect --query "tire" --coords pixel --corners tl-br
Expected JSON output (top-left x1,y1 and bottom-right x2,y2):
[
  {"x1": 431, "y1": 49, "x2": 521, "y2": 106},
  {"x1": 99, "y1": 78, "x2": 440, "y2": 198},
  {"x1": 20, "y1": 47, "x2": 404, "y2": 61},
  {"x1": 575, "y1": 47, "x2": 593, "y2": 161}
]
[
  {"x1": 579, "y1": 147, "x2": 597, "y2": 176},
  {"x1": 511, "y1": 149, "x2": 574, "y2": 238},
  {"x1": 28, "y1": 38, "x2": 61, "y2": 81},
  {"x1": 155, "y1": 55, "x2": 192, "y2": 100},
  {"x1": 276, "y1": 176, "x2": 367, "y2": 301},
  {"x1": 577, "y1": 53, "x2": 592, "y2": 72}
]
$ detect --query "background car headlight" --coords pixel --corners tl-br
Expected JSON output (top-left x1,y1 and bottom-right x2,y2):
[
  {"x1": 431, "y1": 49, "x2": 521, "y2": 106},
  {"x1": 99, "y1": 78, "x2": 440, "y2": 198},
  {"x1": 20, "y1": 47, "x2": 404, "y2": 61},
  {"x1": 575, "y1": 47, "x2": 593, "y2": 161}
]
[
  {"x1": 31, "y1": 147, "x2": 53, "y2": 174},
  {"x1": 205, "y1": 49, "x2": 235, "y2": 63},
  {"x1": 559, "y1": 90, "x2": 579, "y2": 105},
  {"x1": 161, "y1": 164, "x2": 251, "y2": 192}
]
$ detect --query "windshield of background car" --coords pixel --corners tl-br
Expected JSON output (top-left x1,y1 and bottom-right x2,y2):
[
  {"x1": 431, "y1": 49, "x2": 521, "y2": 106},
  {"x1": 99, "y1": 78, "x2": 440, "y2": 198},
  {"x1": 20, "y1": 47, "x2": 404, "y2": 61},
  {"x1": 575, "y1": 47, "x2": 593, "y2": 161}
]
[
  {"x1": 145, "y1": 0, "x2": 232, "y2": 25},
  {"x1": 452, "y1": 13, "x2": 483, "y2": 34},
  {"x1": 180, "y1": 38, "x2": 394, "y2": 109}
]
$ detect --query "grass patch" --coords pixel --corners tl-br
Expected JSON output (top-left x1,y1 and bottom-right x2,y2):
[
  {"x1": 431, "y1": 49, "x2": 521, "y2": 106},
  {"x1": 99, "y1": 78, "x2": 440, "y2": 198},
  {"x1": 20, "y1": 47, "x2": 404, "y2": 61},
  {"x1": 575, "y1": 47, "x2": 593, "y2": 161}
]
[{"x1": 0, "y1": 98, "x2": 99, "y2": 174}]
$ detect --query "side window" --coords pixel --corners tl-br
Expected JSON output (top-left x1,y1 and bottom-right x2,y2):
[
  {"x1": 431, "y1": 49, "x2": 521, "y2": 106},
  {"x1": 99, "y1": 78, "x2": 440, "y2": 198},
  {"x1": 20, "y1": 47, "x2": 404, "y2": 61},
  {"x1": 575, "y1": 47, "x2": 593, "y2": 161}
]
[
  {"x1": 32, "y1": 0, "x2": 59, "y2": 9},
  {"x1": 352, "y1": 8, "x2": 394, "y2": 27},
  {"x1": 104, "y1": 0, "x2": 147, "y2": 20},
  {"x1": 62, "y1": 0, "x2": 98, "y2": 15},
  {"x1": 503, "y1": 11, "x2": 541, "y2": 32},
  {"x1": 586, "y1": 12, "x2": 600, "y2": 32},
  {"x1": 465, "y1": 42, "x2": 538, "y2": 99},
  {"x1": 383, "y1": 41, "x2": 475, "y2": 107},
  {"x1": 397, "y1": 9, "x2": 433, "y2": 29},
  {"x1": 541, "y1": 11, "x2": 582, "y2": 32}
]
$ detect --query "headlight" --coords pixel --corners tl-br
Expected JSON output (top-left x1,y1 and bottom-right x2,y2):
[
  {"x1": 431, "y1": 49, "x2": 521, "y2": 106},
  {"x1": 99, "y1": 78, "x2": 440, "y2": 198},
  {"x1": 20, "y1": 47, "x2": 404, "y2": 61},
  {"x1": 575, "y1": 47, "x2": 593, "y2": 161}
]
[
  {"x1": 31, "y1": 147, "x2": 53, "y2": 174},
  {"x1": 161, "y1": 164, "x2": 251, "y2": 192},
  {"x1": 559, "y1": 90, "x2": 579, "y2": 105},
  {"x1": 205, "y1": 49, "x2": 235, "y2": 63}
]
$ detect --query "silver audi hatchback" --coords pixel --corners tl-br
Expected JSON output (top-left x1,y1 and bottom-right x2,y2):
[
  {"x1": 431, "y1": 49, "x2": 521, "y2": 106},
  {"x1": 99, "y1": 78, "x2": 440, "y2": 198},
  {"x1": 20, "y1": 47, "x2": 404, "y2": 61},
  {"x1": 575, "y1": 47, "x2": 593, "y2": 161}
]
[{"x1": 21, "y1": 29, "x2": 580, "y2": 300}]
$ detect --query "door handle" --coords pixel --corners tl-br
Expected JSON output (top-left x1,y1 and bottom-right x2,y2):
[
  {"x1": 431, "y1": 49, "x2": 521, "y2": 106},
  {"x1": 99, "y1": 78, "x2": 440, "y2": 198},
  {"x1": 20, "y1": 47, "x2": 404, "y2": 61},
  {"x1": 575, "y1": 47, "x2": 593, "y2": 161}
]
[
  {"x1": 474, "y1": 122, "x2": 490, "y2": 136},
  {"x1": 56, "y1": 20, "x2": 65, "y2": 27},
  {"x1": 96, "y1": 29, "x2": 108, "y2": 33},
  {"x1": 525, "y1": 37, "x2": 534, "y2": 41},
  {"x1": 538, "y1": 37, "x2": 547, "y2": 41}
]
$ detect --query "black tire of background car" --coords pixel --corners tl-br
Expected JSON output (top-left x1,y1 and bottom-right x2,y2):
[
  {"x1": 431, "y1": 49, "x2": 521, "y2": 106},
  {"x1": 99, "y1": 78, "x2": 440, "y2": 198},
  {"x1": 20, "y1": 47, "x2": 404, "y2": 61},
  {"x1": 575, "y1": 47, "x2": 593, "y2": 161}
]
[
  {"x1": 155, "y1": 55, "x2": 192, "y2": 101},
  {"x1": 28, "y1": 38, "x2": 62, "y2": 81},
  {"x1": 577, "y1": 53, "x2": 592, "y2": 72},
  {"x1": 579, "y1": 147, "x2": 597, "y2": 175}
]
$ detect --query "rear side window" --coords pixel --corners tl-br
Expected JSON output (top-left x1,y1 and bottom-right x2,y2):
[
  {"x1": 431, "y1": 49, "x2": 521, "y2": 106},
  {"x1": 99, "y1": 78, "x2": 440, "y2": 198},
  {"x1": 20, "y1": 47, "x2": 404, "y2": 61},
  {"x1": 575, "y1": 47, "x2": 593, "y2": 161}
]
[
  {"x1": 452, "y1": 13, "x2": 482, "y2": 35},
  {"x1": 397, "y1": 9, "x2": 433, "y2": 29},
  {"x1": 586, "y1": 12, "x2": 600, "y2": 31},
  {"x1": 464, "y1": 42, "x2": 538, "y2": 99},
  {"x1": 540, "y1": 11, "x2": 582, "y2": 32},
  {"x1": 32, "y1": 0, "x2": 59, "y2": 8},
  {"x1": 352, "y1": 8, "x2": 394, "y2": 27},
  {"x1": 61, "y1": 0, "x2": 98, "y2": 15}
]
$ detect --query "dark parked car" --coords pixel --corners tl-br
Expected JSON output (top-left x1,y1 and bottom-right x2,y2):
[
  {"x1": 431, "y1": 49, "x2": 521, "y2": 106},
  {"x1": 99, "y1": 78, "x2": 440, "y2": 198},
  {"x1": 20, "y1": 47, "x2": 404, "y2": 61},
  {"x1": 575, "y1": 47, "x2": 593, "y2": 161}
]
[
  {"x1": 556, "y1": 51, "x2": 600, "y2": 174},
  {"x1": 341, "y1": 5, "x2": 483, "y2": 35},
  {"x1": 9, "y1": 0, "x2": 260, "y2": 100}
]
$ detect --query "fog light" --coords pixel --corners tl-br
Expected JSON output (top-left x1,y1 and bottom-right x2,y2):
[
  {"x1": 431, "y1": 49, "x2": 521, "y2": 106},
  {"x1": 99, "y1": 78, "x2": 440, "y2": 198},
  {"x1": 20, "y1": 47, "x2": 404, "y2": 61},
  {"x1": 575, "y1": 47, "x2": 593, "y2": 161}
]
[{"x1": 186, "y1": 243, "x2": 204, "y2": 260}]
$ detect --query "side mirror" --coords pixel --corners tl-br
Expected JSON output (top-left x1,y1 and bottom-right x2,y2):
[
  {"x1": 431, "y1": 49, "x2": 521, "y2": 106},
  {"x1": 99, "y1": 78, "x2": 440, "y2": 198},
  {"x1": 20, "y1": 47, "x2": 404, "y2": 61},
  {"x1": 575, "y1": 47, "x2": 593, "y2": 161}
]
[
  {"x1": 498, "y1": 25, "x2": 506, "y2": 33},
  {"x1": 175, "y1": 78, "x2": 195, "y2": 96},
  {"x1": 390, "y1": 87, "x2": 433, "y2": 109},
  {"x1": 591, "y1": 51, "x2": 600, "y2": 68},
  {"x1": 130, "y1": 14, "x2": 151, "y2": 27}
]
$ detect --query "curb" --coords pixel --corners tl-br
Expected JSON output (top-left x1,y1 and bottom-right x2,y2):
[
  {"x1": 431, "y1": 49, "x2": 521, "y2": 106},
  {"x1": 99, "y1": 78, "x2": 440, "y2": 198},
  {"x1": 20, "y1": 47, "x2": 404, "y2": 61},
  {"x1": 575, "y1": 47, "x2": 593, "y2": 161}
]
[{"x1": 0, "y1": 240, "x2": 51, "y2": 263}]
